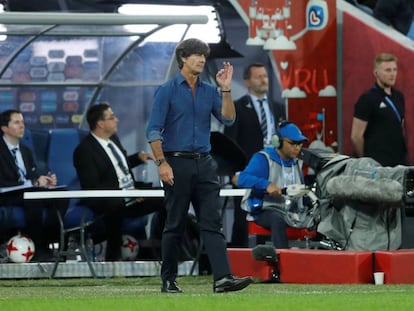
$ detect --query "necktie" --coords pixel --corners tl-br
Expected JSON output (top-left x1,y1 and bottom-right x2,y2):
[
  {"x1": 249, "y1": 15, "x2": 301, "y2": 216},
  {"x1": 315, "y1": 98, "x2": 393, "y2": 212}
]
[
  {"x1": 11, "y1": 147, "x2": 25, "y2": 182},
  {"x1": 107, "y1": 143, "x2": 129, "y2": 175},
  {"x1": 258, "y1": 99, "x2": 267, "y2": 139}
]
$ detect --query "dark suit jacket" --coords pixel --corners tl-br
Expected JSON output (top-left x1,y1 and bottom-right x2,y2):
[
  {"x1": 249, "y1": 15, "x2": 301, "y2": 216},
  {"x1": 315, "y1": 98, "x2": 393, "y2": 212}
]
[
  {"x1": 0, "y1": 136, "x2": 39, "y2": 188},
  {"x1": 73, "y1": 133, "x2": 143, "y2": 213},
  {"x1": 0, "y1": 136, "x2": 41, "y2": 205},
  {"x1": 224, "y1": 94, "x2": 286, "y2": 161}
]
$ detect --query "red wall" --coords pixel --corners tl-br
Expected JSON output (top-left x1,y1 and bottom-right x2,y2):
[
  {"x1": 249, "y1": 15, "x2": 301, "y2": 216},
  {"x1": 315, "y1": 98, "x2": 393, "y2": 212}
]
[{"x1": 231, "y1": 0, "x2": 338, "y2": 149}]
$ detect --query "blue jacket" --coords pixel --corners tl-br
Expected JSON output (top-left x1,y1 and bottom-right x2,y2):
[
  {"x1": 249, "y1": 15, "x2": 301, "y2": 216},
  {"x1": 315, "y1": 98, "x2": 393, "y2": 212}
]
[
  {"x1": 238, "y1": 147, "x2": 299, "y2": 190},
  {"x1": 238, "y1": 147, "x2": 300, "y2": 215}
]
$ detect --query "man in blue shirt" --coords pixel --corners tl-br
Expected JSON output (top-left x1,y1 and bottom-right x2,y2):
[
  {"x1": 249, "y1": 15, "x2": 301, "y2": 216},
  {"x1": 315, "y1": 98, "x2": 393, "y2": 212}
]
[{"x1": 146, "y1": 38, "x2": 252, "y2": 294}]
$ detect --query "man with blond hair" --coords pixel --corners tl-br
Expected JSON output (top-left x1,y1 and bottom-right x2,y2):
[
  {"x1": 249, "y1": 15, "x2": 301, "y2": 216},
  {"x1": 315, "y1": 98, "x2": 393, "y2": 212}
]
[{"x1": 351, "y1": 53, "x2": 407, "y2": 167}]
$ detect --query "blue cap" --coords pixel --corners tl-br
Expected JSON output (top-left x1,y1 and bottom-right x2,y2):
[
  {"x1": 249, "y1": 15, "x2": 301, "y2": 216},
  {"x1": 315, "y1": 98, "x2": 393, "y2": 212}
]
[{"x1": 279, "y1": 123, "x2": 308, "y2": 142}]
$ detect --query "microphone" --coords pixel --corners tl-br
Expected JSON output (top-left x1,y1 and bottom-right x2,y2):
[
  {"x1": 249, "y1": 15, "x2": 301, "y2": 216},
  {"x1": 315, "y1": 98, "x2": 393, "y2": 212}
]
[{"x1": 326, "y1": 175, "x2": 403, "y2": 204}]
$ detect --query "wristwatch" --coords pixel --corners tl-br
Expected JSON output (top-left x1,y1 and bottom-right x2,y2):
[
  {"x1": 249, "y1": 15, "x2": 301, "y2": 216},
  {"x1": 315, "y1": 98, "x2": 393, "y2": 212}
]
[{"x1": 155, "y1": 157, "x2": 166, "y2": 166}]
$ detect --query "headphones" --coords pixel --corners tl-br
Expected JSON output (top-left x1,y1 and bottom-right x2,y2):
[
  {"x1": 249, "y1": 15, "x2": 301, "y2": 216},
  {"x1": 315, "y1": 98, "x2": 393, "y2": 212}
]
[{"x1": 271, "y1": 120, "x2": 291, "y2": 149}]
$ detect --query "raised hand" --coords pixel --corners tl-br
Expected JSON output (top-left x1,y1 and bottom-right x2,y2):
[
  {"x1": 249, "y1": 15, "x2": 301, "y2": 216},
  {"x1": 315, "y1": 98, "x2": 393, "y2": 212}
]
[{"x1": 216, "y1": 62, "x2": 233, "y2": 90}]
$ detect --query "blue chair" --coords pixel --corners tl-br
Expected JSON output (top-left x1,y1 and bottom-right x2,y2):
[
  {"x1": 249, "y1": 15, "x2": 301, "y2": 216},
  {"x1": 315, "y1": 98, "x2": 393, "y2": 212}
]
[
  {"x1": 29, "y1": 128, "x2": 52, "y2": 175},
  {"x1": 0, "y1": 205, "x2": 25, "y2": 229},
  {"x1": 46, "y1": 128, "x2": 149, "y2": 236},
  {"x1": 46, "y1": 128, "x2": 149, "y2": 277},
  {"x1": 22, "y1": 128, "x2": 35, "y2": 155},
  {"x1": 0, "y1": 205, "x2": 26, "y2": 262},
  {"x1": 46, "y1": 128, "x2": 94, "y2": 233},
  {"x1": 45, "y1": 128, "x2": 99, "y2": 277},
  {"x1": 47, "y1": 128, "x2": 88, "y2": 189}
]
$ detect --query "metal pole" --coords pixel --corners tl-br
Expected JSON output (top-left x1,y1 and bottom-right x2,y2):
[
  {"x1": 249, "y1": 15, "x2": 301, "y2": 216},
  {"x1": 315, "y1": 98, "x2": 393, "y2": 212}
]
[{"x1": 0, "y1": 12, "x2": 208, "y2": 25}]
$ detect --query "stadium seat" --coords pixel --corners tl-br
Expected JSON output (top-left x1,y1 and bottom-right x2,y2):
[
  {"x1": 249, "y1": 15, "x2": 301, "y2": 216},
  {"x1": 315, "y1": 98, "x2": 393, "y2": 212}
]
[
  {"x1": 278, "y1": 249, "x2": 373, "y2": 284},
  {"x1": 26, "y1": 128, "x2": 50, "y2": 175},
  {"x1": 228, "y1": 248, "x2": 374, "y2": 284},
  {"x1": 45, "y1": 128, "x2": 98, "y2": 277},
  {"x1": 0, "y1": 205, "x2": 25, "y2": 229},
  {"x1": 247, "y1": 221, "x2": 317, "y2": 248},
  {"x1": 47, "y1": 128, "x2": 88, "y2": 189},
  {"x1": 1, "y1": 127, "x2": 151, "y2": 271},
  {"x1": 374, "y1": 250, "x2": 414, "y2": 284},
  {"x1": 45, "y1": 128, "x2": 150, "y2": 277},
  {"x1": 0, "y1": 205, "x2": 26, "y2": 262},
  {"x1": 22, "y1": 128, "x2": 35, "y2": 156},
  {"x1": 227, "y1": 248, "x2": 275, "y2": 282},
  {"x1": 46, "y1": 128, "x2": 148, "y2": 238}
]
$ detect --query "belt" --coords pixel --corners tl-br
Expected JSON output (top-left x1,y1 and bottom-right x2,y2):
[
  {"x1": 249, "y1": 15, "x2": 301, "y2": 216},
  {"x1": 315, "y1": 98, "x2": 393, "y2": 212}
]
[{"x1": 165, "y1": 152, "x2": 209, "y2": 159}]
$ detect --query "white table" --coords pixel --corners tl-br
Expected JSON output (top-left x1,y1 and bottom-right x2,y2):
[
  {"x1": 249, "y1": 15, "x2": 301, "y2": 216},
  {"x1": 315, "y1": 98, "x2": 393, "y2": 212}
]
[
  {"x1": 23, "y1": 188, "x2": 248, "y2": 278},
  {"x1": 23, "y1": 188, "x2": 248, "y2": 199}
]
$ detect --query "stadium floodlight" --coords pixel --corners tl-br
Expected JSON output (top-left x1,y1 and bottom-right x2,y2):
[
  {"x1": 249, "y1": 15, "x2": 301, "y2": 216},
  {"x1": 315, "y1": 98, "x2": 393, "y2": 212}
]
[{"x1": 118, "y1": 4, "x2": 221, "y2": 43}]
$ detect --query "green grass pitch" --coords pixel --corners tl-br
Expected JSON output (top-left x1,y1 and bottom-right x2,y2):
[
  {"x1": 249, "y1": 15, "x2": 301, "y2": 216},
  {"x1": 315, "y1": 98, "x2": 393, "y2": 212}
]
[{"x1": 1, "y1": 276, "x2": 414, "y2": 311}]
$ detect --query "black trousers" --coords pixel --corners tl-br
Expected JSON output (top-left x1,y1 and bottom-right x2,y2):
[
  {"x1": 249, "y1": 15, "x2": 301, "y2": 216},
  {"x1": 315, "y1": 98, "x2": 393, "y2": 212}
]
[
  {"x1": 255, "y1": 209, "x2": 288, "y2": 249},
  {"x1": 161, "y1": 155, "x2": 231, "y2": 281}
]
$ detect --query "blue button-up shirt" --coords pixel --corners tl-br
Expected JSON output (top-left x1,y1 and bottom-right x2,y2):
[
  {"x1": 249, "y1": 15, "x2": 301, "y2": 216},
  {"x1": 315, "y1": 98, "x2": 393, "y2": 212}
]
[{"x1": 146, "y1": 72, "x2": 234, "y2": 152}]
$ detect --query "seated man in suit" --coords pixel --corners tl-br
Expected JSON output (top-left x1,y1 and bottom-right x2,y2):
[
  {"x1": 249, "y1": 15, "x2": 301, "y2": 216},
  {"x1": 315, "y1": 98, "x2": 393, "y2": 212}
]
[
  {"x1": 73, "y1": 102, "x2": 163, "y2": 261},
  {"x1": 0, "y1": 109, "x2": 64, "y2": 260}
]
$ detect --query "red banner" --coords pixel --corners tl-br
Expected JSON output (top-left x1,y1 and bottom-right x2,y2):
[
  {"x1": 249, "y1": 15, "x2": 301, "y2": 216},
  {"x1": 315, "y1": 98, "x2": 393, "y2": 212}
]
[{"x1": 230, "y1": 0, "x2": 337, "y2": 150}]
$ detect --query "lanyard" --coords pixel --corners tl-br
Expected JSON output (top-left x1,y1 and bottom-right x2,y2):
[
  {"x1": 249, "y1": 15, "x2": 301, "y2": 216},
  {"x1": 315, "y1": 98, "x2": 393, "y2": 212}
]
[
  {"x1": 11, "y1": 147, "x2": 27, "y2": 181},
  {"x1": 384, "y1": 96, "x2": 402, "y2": 124},
  {"x1": 281, "y1": 162, "x2": 296, "y2": 188},
  {"x1": 373, "y1": 84, "x2": 402, "y2": 124}
]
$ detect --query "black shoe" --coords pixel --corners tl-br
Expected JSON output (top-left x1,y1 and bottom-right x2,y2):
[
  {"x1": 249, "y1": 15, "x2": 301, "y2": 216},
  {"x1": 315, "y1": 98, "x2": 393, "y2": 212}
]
[
  {"x1": 214, "y1": 275, "x2": 253, "y2": 293},
  {"x1": 161, "y1": 280, "x2": 183, "y2": 293}
]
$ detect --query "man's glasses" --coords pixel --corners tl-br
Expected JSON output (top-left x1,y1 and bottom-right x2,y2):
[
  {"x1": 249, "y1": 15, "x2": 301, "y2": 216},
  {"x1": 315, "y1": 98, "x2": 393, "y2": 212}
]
[
  {"x1": 284, "y1": 139, "x2": 303, "y2": 147},
  {"x1": 102, "y1": 115, "x2": 117, "y2": 121}
]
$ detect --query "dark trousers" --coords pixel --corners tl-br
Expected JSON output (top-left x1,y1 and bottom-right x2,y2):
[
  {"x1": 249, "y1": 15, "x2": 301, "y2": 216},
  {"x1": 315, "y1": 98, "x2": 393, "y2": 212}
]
[
  {"x1": 161, "y1": 155, "x2": 231, "y2": 281},
  {"x1": 255, "y1": 209, "x2": 289, "y2": 249}
]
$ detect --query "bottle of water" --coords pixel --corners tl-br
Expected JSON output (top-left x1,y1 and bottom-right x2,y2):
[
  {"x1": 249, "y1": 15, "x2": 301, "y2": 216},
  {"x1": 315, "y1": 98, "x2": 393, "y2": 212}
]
[
  {"x1": 85, "y1": 234, "x2": 95, "y2": 262},
  {"x1": 140, "y1": 167, "x2": 148, "y2": 183}
]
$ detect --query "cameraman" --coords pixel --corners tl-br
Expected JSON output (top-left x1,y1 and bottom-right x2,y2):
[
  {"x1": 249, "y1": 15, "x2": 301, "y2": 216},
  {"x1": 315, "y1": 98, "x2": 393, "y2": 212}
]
[{"x1": 236, "y1": 121, "x2": 308, "y2": 248}]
